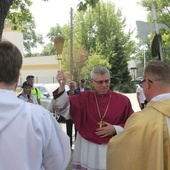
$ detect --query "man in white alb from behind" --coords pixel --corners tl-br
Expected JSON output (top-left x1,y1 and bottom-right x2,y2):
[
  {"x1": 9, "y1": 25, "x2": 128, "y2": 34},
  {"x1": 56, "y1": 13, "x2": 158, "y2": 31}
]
[{"x1": 0, "y1": 41, "x2": 71, "y2": 170}]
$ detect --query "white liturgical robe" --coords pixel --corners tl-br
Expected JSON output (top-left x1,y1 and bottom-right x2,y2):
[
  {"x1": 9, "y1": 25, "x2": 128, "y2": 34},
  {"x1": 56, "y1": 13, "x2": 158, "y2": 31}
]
[{"x1": 0, "y1": 89, "x2": 70, "y2": 170}]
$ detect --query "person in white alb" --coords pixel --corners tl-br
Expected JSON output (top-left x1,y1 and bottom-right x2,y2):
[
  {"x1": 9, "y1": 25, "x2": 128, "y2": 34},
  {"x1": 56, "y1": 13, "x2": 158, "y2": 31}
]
[{"x1": 0, "y1": 41, "x2": 70, "y2": 170}]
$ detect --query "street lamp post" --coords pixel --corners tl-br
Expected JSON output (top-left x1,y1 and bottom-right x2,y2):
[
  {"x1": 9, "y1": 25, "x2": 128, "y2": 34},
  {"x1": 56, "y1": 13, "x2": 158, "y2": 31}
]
[
  {"x1": 130, "y1": 67, "x2": 138, "y2": 82},
  {"x1": 143, "y1": 45, "x2": 146, "y2": 69},
  {"x1": 70, "y1": 7, "x2": 73, "y2": 80}
]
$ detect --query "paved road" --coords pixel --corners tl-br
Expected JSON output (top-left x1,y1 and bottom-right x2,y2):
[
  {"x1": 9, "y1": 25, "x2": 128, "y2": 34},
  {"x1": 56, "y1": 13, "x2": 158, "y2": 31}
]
[
  {"x1": 124, "y1": 93, "x2": 140, "y2": 112},
  {"x1": 60, "y1": 93, "x2": 140, "y2": 169},
  {"x1": 59, "y1": 123, "x2": 73, "y2": 170}
]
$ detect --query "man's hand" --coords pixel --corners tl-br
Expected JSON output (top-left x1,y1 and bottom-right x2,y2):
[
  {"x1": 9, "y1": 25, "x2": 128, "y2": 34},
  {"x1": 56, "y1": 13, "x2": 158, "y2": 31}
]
[
  {"x1": 57, "y1": 70, "x2": 66, "y2": 93},
  {"x1": 69, "y1": 90, "x2": 74, "y2": 95},
  {"x1": 27, "y1": 98, "x2": 33, "y2": 103},
  {"x1": 95, "y1": 121, "x2": 116, "y2": 138}
]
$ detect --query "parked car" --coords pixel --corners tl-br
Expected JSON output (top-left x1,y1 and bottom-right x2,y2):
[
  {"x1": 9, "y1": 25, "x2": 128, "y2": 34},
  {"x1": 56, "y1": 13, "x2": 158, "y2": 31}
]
[
  {"x1": 15, "y1": 85, "x2": 22, "y2": 96},
  {"x1": 34, "y1": 83, "x2": 69, "y2": 109},
  {"x1": 131, "y1": 76, "x2": 143, "y2": 84}
]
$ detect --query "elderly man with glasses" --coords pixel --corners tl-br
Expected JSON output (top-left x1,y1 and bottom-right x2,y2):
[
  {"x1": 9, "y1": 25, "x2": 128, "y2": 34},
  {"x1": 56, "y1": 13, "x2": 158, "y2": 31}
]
[
  {"x1": 107, "y1": 61, "x2": 170, "y2": 170},
  {"x1": 48, "y1": 66, "x2": 134, "y2": 170}
]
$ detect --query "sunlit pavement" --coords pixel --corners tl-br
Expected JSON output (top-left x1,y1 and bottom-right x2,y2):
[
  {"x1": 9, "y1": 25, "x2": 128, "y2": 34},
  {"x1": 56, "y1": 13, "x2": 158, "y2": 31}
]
[
  {"x1": 123, "y1": 93, "x2": 141, "y2": 112},
  {"x1": 59, "y1": 93, "x2": 140, "y2": 170}
]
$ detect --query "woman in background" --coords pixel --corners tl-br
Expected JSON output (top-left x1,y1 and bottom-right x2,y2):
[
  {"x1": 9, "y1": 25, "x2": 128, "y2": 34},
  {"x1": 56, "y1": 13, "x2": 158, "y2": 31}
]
[{"x1": 18, "y1": 81, "x2": 38, "y2": 104}]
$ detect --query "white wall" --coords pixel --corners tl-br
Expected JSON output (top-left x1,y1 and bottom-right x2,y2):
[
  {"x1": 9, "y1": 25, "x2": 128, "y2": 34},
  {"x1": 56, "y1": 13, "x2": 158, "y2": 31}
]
[{"x1": 2, "y1": 31, "x2": 24, "y2": 54}]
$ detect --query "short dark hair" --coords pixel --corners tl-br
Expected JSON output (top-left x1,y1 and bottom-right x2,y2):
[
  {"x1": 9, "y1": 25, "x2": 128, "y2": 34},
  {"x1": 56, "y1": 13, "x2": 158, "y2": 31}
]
[
  {"x1": 0, "y1": 41, "x2": 22, "y2": 84},
  {"x1": 22, "y1": 81, "x2": 32, "y2": 88},
  {"x1": 80, "y1": 79, "x2": 86, "y2": 83},
  {"x1": 26, "y1": 75, "x2": 34, "y2": 80}
]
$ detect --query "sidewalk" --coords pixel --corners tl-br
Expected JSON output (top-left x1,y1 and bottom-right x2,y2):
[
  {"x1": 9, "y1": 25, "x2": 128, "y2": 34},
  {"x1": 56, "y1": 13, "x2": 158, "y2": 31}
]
[
  {"x1": 124, "y1": 93, "x2": 140, "y2": 112},
  {"x1": 59, "y1": 123, "x2": 73, "y2": 170},
  {"x1": 59, "y1": 93, "x2": 140, "y2": 169}
]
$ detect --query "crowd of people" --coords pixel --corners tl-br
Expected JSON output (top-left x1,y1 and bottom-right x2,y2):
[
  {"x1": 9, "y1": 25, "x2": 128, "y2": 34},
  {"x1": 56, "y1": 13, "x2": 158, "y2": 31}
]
[
  {"x1": 18, "y1": 81, "x2": 38, "y2": 104},
  {"x1": 0, "y1": 40, "x2": 170, "y2": 170},
  {"x1": 17, "y1": 75, "x2": 42, "y2": 105}
]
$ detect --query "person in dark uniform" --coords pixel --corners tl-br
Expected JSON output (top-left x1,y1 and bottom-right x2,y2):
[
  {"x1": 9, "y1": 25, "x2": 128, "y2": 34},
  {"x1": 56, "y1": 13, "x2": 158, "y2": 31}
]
[{"x1": 74, "y1": 79, "x2": 90, "y2": 94}]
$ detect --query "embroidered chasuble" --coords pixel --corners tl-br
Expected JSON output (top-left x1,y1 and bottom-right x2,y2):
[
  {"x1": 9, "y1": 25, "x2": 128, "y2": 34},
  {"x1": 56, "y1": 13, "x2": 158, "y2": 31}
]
[
  {"x1": 107, "y1": 99, "x2": 170, "y2": 170},
  {"x1": 69, "y1": 90, "x2": 134, "y2": 144}
]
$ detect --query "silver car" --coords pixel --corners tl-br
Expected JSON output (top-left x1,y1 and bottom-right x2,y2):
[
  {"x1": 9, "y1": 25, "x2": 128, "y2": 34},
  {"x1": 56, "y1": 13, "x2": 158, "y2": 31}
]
[{"x1": 34, "y1": 83, "x2": 69, "y2": 109}]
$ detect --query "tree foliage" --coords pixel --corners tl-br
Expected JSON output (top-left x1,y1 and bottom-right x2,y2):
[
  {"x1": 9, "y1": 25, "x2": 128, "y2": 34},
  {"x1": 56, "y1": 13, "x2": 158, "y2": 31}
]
[
  {"x1": 0, "y1": 0, "x2": 13, "y2": 41},
  {"x1": 0, "y1": 0, "x2": 44, "y2": 55},
  {"x1": 0, "y1": 0, "x2": 99, "y2": 41},
  {"x1": 62, "y1": 44, "x2": 88, "y2": 83},
  {"x1": 0, "y1": 0, "x2": 100, "y2": 55},
  {"x1": 73, "y1": 1, "x2": 136, "y2": 92},
  {"x1": 46, "y1": 1, "x2": 136, "y2": 92},
  {"x1": 77, "y1": 0, "x2": 99, "y2": 11},
  {"x1": 40, "y1": 24, "x2": 64, "y2": 56},
  {"x1": 0, "y1": 0, "x2": 137, "y2": 92},
  {"x1": 7, "y1": 0, "x2": 33, "y2": 32},
  {"x1": 81, "y1": 53, "x2": 111, "y2": 88}
]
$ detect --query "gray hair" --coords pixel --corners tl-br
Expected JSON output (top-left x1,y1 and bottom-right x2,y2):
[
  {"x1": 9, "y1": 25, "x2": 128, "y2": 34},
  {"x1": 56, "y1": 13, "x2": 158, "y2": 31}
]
[
  {"x1": 68, "y1": 81, "x2": 77, "y2": 86},
  {"x1": 90, "y1": 66, "x2": 110, "y2": 79}
]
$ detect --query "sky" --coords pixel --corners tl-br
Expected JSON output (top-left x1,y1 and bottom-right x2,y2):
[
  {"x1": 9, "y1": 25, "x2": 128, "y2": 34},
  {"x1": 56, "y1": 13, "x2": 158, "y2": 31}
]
[{"x1": 30, "y1": 0, "x2": 148, "y2": 50}]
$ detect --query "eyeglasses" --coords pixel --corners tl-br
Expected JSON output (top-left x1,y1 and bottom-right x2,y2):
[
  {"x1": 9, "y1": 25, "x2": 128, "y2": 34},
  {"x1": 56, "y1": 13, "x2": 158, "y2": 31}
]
[
  {"x1": 92, "y1": 79, "x2": 110, "y2": 85},
  {"x1": 140, "y1": 79, "x2": 153, "y2": 84}
]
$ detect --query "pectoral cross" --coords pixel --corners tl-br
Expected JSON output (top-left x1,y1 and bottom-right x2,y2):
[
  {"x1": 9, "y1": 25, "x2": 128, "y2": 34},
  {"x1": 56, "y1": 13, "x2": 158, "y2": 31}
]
[{"x1": 98, "y1": 120, "x2": 104, "y2": 128}]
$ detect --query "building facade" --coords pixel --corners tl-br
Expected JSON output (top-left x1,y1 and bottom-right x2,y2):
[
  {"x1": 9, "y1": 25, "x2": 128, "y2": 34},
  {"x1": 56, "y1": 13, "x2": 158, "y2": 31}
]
[{"x1": 20, "y1": 55, "x2": 60, "y2": 85}]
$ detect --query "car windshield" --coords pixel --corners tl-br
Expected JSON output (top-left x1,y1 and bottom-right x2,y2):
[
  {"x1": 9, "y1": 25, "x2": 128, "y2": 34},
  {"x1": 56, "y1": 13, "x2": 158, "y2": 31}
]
[
  {"x1": 44, "y1": 84, "x2": 69, "y2": 95},
  {"x1": 136, "y1": 77, "x2": 143, "y2": 80},
  {"x1": 44, "y1": 84, "x2": 60, "y2": 95}
]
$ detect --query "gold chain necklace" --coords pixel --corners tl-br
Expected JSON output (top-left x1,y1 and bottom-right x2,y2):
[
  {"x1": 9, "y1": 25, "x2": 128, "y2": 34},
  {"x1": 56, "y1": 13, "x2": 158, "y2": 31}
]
[{"x1": 94, "y1": 93, "x2": 112, "y2": 128}]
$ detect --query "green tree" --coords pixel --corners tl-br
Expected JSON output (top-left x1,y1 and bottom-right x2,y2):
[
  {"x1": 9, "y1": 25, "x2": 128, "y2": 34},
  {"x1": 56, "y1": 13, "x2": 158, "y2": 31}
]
[
  {"x1": 62, "y1": 44, "x2": 88, "y2": 83},
  {"x1": 77, "y1": 0, "x2": 99, "y2": 11},
  {"x1": 0, "y1": 0, "x2": 13, "y2": 41},
  {"x1": 0, "y1": 0, "x2": 99, "y2": 42},
  {"x1": 41, "y1": 23, "x2": 89, "y2": 83},
  {"x1": 41, "y1": 1, "x2": 137, "y2": 92},
  {"x1": 23, "y1": 22, "x2": 44, "y2": 56},
  {"x1": 41, "y1": 24, "x2": 65, "y2": 56},
  {"x1": 81, "y1": 53, "x2": 111, "y2": 88},
  {"x1": 0, "y1": 0, "x2": 44, "y2": 55},
  {"x1": 133, "y1": 37, "x2": 154, "y2": 70},
  {"x1": 73, "y1": 1, "x2": 136, "y2": 92}
]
